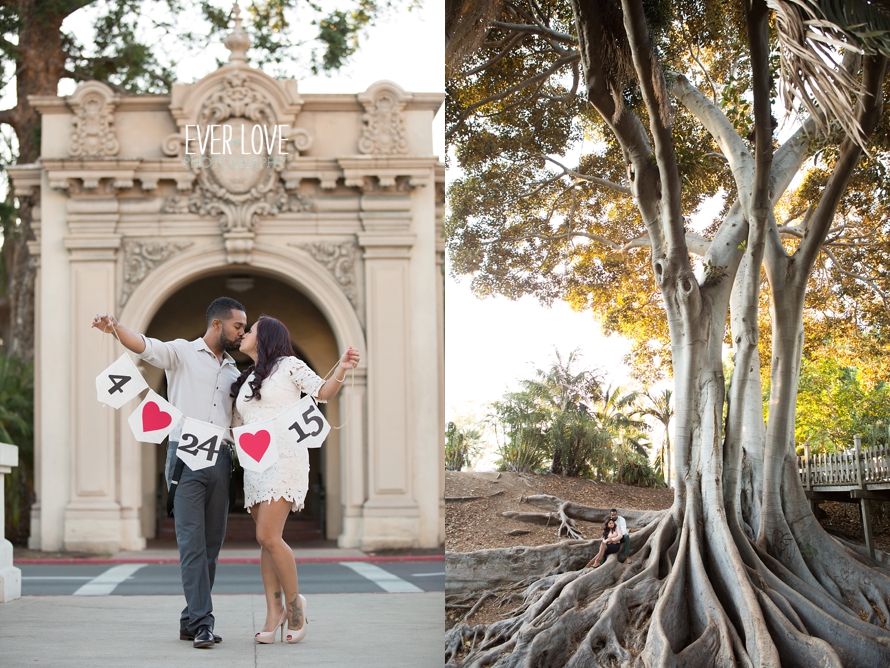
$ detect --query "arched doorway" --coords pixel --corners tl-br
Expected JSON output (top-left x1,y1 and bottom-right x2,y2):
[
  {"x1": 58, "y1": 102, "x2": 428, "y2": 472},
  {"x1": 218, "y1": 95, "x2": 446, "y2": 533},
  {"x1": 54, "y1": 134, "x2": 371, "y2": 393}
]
[{"x1": 132, "y1": 269, "x2": 343, "y2": 544}]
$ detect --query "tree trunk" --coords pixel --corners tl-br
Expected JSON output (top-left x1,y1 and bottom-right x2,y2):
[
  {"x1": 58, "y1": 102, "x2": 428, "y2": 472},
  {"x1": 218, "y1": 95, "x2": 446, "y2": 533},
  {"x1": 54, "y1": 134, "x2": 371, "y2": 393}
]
[
  {"x1": 1, "y1": 0, "x2": 78, "y2": 359},
  {"x1": 445, "y1": 3, "x2": 890, "y2": 666}
]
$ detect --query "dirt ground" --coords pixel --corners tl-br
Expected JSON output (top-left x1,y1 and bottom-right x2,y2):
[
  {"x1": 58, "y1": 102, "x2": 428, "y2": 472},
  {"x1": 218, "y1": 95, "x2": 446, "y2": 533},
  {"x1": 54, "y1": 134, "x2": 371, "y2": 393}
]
[
  {"x1": 445, "y1": 471, "x2": 890, "y2": 554},
  {"x1": 445, "y1": 471, "x2": 674, "y2": 553},
  {"x1": 445, "y1": 471, "x2": 890, "y2": 630}
]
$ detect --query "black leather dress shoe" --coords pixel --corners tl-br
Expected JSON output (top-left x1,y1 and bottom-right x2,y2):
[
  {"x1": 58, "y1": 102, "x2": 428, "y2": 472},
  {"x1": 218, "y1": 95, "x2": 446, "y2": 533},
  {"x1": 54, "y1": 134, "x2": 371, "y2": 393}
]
[
  {"x1": 193, "y1": 626, "x2": 215, "y2": 649},
  {"x1": 181, "y1": 629, "x2": 222, "y2": 643}
]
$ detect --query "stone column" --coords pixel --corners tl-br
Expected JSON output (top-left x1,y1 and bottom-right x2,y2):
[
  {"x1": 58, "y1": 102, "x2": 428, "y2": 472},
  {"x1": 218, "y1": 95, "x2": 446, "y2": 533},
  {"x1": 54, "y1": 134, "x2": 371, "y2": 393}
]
[
  {"x1": 357, "y1": 227, "x2": 419, "y2": 550},
  {"x1": 0, "y1": 442, "x2": 22, "y2": 602},
  {"x1": 35, "y1": 174, "x2": 71, "y2": 551},
  {"x1": 62, "y1": 200, "x2": 128, "y2": 553},
  {"x1": 434, "y1": 166, "x2": 446, "y2": 546},
  {"x1": 337, "y1": 370, "x2": 368, "y2": 548},
  {"x1": 407, "y1": 173, "x2": 444, "y2": 549}
]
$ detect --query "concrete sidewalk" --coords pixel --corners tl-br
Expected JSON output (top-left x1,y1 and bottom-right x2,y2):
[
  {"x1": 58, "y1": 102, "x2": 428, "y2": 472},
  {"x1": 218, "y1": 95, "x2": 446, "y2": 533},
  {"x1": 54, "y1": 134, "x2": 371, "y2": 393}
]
[{"x1": 0, "y1": 591, "x2": 444, "y2": 667}]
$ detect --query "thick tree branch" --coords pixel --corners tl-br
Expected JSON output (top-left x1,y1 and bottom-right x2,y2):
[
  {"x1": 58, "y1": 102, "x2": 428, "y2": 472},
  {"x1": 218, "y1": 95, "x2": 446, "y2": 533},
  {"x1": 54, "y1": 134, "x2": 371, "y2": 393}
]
[
  {"x1": 569, "y1": 0, "x2": 664, "y2": 255},
  {"x1": 672, "y1": 74, "x2": 754, "y2": 203},
  {"x1": 0, "y1": 107, "x2": 18, "y2": 130},
  {"x1": 620, "y1": 231, "x2": 711, "y2": 256},
  {"x1": 795, "y1": 56, "x2": 888, "y2": 278},
  {"x1": 490, "y1": 20, "x2": 577, "y2": 44},
  {"x1": 620, "y1": 0, "x2": 686, "y2": 257}
]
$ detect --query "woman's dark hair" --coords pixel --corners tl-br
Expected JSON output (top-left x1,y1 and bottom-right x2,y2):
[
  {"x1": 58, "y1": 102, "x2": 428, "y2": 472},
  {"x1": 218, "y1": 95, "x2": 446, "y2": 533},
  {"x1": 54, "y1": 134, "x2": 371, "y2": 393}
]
[
  {"x1": 602, "y1": 519, "x2": 615, "y2": 540},
  {"x1": 230, "y1": 315, "x2": 294, "y2": 401}
]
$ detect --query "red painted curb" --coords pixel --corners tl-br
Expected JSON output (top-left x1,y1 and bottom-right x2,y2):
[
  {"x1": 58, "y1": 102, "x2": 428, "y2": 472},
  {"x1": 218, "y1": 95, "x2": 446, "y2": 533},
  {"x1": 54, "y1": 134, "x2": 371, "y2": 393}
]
[{"x1": 15, "y1": 554, "x2": 445, "y2": 566}]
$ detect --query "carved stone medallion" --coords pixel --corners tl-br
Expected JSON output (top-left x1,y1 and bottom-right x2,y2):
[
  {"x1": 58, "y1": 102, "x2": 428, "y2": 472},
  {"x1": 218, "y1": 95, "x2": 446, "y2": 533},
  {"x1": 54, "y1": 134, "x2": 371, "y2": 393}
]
[{"x1": 164, "y1": 69, "x2": 313, "y2": 264}]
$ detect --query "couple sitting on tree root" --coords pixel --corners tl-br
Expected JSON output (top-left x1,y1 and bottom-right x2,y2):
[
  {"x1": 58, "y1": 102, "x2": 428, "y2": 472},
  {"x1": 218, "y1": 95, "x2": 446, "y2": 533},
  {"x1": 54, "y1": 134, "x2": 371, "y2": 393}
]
[{"x1": 585, "y1": 508, "x2": 631, "y2": 568}]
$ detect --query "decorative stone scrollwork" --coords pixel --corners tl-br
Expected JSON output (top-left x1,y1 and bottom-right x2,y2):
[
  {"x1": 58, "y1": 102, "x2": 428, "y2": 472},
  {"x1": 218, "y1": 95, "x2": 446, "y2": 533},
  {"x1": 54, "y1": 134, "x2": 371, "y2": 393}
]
[
  {"x1": 119, "y1": 239, "x2": 194, "y2": 306},
  {"x1": 357, "y1": 81, "x2": 412, "y2": 155},
  {"x1": 294, "y1": 241, "x2": 359, "y2": 308},
  {"x1": 67, "y1": 81, "x2": 120, "y2": 158},
  {"x1": 166, "y1": 68, "x2": 314, "y2": 264}
]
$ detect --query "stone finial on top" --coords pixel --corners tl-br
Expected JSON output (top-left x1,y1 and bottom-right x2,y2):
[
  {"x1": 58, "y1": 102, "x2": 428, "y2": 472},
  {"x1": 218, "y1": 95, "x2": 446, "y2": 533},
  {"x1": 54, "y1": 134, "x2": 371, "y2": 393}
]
[
  {"x1": 357, "y1": 81, "x2": 413, "y2": 155},
  {"x1": 224, "y1": 2, "x2": 251, "y2": 63}
]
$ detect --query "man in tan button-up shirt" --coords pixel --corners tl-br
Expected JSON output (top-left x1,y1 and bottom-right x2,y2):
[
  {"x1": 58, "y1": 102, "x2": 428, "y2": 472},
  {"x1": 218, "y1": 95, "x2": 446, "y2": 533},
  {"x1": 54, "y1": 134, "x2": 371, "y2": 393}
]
[{"x1": 92, "y1": 297, "x2": 247, "y2": 648}]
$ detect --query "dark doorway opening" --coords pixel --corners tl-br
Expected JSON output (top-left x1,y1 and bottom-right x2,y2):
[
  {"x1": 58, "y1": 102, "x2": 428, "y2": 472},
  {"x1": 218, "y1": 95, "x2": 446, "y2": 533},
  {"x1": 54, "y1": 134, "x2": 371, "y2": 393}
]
[{"x1": 143, "y1": 271, "x2": 339, "y2": 547}]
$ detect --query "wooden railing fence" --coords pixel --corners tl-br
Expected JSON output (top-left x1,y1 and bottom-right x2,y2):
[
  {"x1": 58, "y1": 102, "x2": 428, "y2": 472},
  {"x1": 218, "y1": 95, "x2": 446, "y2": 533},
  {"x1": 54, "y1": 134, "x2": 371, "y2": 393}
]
[{"x1": 797, "y1": 436, "x2": 890, "y2": 490}]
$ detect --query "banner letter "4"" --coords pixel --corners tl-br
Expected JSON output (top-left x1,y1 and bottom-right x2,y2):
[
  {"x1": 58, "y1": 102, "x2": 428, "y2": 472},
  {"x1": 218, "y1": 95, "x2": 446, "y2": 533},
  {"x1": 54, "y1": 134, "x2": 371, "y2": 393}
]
[{"x1": 95, "y1": 354, "x2": 149, "y2": 409}]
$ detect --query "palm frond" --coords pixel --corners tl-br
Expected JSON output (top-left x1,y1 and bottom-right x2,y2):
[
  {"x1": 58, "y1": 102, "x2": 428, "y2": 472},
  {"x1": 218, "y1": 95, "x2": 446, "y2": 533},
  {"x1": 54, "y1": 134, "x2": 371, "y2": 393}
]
[{"x1": 769, "y1": 0, "x2": 890, "y2": 146}]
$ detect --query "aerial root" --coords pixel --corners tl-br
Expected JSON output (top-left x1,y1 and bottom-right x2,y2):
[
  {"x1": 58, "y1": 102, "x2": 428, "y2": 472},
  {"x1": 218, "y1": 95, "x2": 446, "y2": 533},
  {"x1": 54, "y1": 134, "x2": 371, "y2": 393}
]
[
  {"x1": 447, "y1": 516, "x2": 677, "y2": 667},
  {"x1": 755, "y1": 589, "x2": 843, "y2": 668},
  {"x1": 447, "y1": 500, "x2": 890, "y2": 668},
  {"x1": 744, "y1": 551, "x2": 890, "y2": 666}
]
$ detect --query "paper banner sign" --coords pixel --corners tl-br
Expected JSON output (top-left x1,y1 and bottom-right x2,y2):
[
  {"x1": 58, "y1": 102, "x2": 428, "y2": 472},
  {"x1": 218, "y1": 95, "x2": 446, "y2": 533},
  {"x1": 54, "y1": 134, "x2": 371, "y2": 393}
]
[
  {"x1": 232, "y1": 420, "x2": 280, "y2": 473},
  {"x1": 96, "y1": 353, "x2": 149, "y2": 409},
  {"x1": 176, "y1": 418, "x2": 227, "y2": 471},
  {"x1": 128, "y1": 390, "x2": 182, "y2": 444},
  {"x1": 277, "y1": 395, "x2": 330, "y2": 449}
]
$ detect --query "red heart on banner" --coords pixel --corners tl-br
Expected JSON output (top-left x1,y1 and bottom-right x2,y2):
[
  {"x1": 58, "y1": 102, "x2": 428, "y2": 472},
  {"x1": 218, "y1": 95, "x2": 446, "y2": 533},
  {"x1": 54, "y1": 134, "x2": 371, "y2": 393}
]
[
  {"x1": 142, "y1": 401, "x2": 173, "y2": 432},
  {"x1": 240, "y1": 430, "x2": 271, "y2": 462}
]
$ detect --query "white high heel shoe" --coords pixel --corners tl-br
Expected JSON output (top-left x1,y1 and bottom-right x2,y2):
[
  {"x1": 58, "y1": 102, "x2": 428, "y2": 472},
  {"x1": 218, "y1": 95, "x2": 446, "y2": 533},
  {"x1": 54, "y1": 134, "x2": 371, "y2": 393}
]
[
  {"x1": 285, "y1": 595, "x2": 309, "y2": 644},
  {"x1": 255, "y1": 607, "x2": 287, "y2": 644}
]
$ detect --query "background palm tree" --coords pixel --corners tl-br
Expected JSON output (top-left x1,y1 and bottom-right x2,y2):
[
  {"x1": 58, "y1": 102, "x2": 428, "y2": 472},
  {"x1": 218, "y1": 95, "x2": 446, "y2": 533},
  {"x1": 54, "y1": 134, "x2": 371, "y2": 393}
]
[
  {"x1": 488, "y1": 390, "x2": 550, "y2": 473},
  {"x1": 445, "y1": 421, "x2": 484, "y2": 471},
  {"x1": 644, "y1": 389, "x2": 674, "y2": 488},
  {"x1": 521, "y1": 349, "x2": 603, "y2": 476}
]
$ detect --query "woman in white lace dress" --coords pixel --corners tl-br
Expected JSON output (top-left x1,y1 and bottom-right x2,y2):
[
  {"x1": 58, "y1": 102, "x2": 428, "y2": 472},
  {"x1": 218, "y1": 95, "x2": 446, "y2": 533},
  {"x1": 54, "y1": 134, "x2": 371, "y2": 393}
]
[{"x1": 231, "y1": 315, "x2": 359, "y2": 644}]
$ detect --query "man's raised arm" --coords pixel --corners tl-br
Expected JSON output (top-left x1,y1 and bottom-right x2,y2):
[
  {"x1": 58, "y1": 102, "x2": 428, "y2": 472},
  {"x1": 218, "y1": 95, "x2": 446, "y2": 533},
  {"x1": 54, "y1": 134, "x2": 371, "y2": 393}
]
[{"x1": 91, "y1": 314, "x2": 147, "y2": 354}]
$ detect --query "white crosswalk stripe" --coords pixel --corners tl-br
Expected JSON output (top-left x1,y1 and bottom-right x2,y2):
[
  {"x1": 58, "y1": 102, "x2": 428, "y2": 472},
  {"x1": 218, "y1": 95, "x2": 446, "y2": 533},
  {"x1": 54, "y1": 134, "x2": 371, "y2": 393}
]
[
  {"x1": 73, "y1": 563, "x2": 148, "y2": 595},
  {"x1": 339, "y1": 562, "x2": 423, "y2": 593}
]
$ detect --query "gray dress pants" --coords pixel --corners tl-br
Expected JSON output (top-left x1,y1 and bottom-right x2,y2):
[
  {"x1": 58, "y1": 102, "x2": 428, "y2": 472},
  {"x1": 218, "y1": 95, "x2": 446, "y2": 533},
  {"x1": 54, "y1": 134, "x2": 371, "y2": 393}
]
[{"x1": 166, "y1": 441, "x2": 232, "y2": 634}]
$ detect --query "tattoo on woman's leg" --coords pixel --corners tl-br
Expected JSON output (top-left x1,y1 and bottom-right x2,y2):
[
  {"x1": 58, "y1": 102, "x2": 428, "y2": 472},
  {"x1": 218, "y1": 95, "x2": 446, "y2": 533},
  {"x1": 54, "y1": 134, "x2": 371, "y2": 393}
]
[
  {"x1": 287, "y1": 593, "x2": 302, "y2": 627},
  {"x1": 274, "y1": 591, "x2": 281, "y2": 599}
]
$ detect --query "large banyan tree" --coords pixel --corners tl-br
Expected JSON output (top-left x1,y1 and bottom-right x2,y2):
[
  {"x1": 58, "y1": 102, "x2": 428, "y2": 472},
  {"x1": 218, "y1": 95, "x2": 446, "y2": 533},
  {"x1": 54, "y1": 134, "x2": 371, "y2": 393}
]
[{"x1": 445, "y1": 0, "x2": 890, "y2": 665}]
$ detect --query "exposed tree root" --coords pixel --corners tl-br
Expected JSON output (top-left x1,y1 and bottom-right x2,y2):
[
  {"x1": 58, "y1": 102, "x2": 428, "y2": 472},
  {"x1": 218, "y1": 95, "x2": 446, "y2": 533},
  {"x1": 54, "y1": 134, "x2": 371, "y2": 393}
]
[
  {"x1": 501, "y1": 497, "x2": 666, "y2": 540},
  {"x1": 446, "y1": 496, "x2": 890, "y2": 667}
]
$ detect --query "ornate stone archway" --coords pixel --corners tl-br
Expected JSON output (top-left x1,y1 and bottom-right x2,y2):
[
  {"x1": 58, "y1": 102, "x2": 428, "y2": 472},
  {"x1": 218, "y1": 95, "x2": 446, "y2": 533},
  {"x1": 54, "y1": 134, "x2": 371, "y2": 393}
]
[{"x1": 7, "y1": 12, "x2": 444, "y2": 553}]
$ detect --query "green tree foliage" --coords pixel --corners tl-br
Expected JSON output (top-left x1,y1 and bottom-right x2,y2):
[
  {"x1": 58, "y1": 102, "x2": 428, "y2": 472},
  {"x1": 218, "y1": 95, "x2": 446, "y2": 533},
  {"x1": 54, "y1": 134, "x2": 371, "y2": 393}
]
[
  {"x1": 446, "y1": 0, "x2": 890, "y2": 390},
  {"x1": 794, "y1": 355, "x2": 890, "y2": 453},
  {"x1": 521, "y1": 349, "x2": 604, "y2": 476},
  {"x1": 588, "y1": 384, "x2": 651, "y2": 482},
  {"x1": 0, "y1": 352, "x2": 33, "y2": 544},
  {"x1": 487, "y1": 350, "x2": 659, "y2": 484},
  {"x1": 489, "y1": 390, "x2": 550, "y2": 472},
  {"x1": 445, "y1": 420, "x2": 484, "y2": 471},
  {"x1": 643, "y1": 388, "x2": 673, "y2": 485}
]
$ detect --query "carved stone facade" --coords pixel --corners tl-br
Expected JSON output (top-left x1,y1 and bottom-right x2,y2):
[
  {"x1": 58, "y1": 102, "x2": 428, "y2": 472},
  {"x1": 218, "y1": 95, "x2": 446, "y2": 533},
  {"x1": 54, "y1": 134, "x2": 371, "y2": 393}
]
[
  {"x1": 8, "y1": 13, "x2": 444, "y2": 554},
  {"x1": 295, "y1": 241, "x2": 360, "y2": 308},
  {"x1": 358, "y1": 81, "x2": 412, "y2": 155},
  {"x1": 67, "y1": 81, "x2": 121, "y2": 158},
  {"x1": 120, "y1": 240, "x2": 194, "y2": 306}
]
